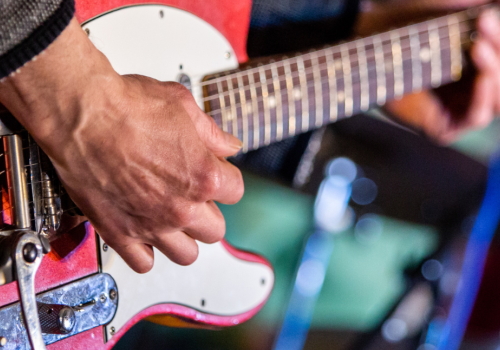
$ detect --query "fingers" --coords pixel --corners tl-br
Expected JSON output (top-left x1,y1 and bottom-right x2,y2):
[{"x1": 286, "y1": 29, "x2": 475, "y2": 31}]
[
  {"x1": 191, "y1": 108, "x2": 243, "y2": 158},
  {"x1": 153, "y1": 231, "x2": 199, "y2": 266},
  {"x1": 183, "y1": 201, "x2": 225, "y2": 243},
  {"x1": 113, "y1": 242, "x2": 155, "y2": 273},
  {"x1": 210, "y1": 157, "x2": 245, "y2": 204},
  {"x1": 477, "y1": 10, "x2": 500, "y2": 54}
]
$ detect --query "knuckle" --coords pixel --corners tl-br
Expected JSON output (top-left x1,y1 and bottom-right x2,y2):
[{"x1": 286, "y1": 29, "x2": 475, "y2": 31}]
[
  {"x1": 196, "y1": 161, "x2": 221, "y2": 200},
  {"x1": 170, "y1": 206, "x2": 195, "y2": 228}
]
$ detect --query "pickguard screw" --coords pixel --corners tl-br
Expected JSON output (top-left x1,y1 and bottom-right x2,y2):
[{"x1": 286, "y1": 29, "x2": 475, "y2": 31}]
[
  {"x1": 99, "y1": 293, "x2": 107, "y2": 303},
  {"x1": 109, "y1": 289, "x2": 117, "y2": 300},
  {"x1": 159, "y1": 10, "x2": 164, "y2": 18},
  {"x1": 103, "y1": 243, "x2": 108, "y2": 252},
  {"x1": 84, "y1": 28, "x2": 90, "y2": 36},
  {"x1": 0, "y1": 336, "x2": 7, "y2": 347},
  {"x1": 110, "y1": 327, "x2": 115, "y2": 335},
  {"x1": 224, "y1": 51, "x2": 231, "y2": 59},
  {"x1": 22, "y1": 243, "x2": 37, "y2": 263}
]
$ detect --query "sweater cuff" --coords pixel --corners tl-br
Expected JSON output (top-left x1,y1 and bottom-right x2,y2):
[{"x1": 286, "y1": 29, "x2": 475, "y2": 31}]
[{"x1": 0, "y1": 0, "x2": 75, "y2": 80}]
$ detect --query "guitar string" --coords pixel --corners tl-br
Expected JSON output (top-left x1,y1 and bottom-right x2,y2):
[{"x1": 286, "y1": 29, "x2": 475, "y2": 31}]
[
  {"x1": 189, "y1": 8, "x2": 480, "y2": 90},
  {"x1": 204, "y1": 36, "x2": 469, "y2": 118},
  {"x1": 209, "y1": 56, "x2": 459, "y2": 144},
  {"x1": 200, "y1": 28, "x2": 472, "y2": 106}
]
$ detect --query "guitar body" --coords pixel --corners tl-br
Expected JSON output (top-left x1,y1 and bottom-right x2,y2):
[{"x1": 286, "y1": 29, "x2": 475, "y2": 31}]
[{"x1": 0, "y1": 2, "x2": 275, "y2": 349}]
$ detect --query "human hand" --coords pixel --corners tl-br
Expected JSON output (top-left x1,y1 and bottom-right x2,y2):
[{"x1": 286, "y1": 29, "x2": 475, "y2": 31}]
[
  {"x1": 0, "y1": 19, "x2": 244, "y2": 273},
  {"x1": 357, "y1": 0, "x2": 500, "y2": 142}
]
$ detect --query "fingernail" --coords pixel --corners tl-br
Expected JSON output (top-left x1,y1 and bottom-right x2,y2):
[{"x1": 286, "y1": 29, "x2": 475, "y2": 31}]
[{"x1": 224, "y1": 132, "x2": 243, "y2": 150}]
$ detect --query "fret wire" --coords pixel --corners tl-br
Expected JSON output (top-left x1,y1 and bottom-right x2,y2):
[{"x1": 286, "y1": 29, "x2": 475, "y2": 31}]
[
  {"x1": 196, "y1": 7, "x2": 476, "y2": 90},
  {"x1": 216, "y1": 78, "x2": 228, "y2": 132},
  {"x1": 258, "y1": 66, "x2": 271, "y2": 145},
  {"x1": 206, "y1": 52, "x2": 461, "y2": 118},
  {"x1": 448, "y1": 15, "x2": 463, "y2": 81},
  {"x1": 409, "y1": 26, "x2": 423, "y2": 92},
  {"x1": 326, "y1": 50, "x2": 338, "y2": 122},
  {"x1": 356, "y1": 39, "x2": 370, "y2": 111},
  {"x1": 310, "y1": 51, "x2": 324, "y2": 127},
  {"x1": 296, "y1": 56, "x2": 310, "y2": 132},
  {"x1": 283, "y1": 59, "x2": 297, "y2": 136},
  {"x1": 391, "y1": 31, "x2": 404, "y2": 99},
  {"x1": 203, "y1": 26, "x2": 472, "y2": 106},
  {"x1": 239, "y1": 60, "x2": 459, "y2": 152},
  {"x1": 197, "y1": 5, "x2": 476, "y2": 90},
  {"x1": 429, "y1": 22, "x2": 442, "y2": 87},
  {"x1": 236, "y1": 73, "x2": 249, "y2": 152},
  {"x1": 341, "y1": 45, "x2": 353, "y2": 117},
  {"x1": 226, "y1": 76, "x2": 239, "y2": 138},
  {"x1": 270, "y1": 63, "x2": 284, "y2": 141},
  {"x1": 248, "y1": 71, "x2": 260, "y2": 150}
]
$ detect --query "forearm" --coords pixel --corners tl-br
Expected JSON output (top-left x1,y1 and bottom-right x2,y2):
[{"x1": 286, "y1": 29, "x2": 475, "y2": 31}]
[{"x1": 0, "y1": 19, "x2": 120, "y2": 153}]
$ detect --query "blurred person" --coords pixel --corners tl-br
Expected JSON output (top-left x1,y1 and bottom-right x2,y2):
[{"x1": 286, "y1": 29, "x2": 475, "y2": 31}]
[{"x1": 0, "y1": 0, "x2": 498, "y2": 274}]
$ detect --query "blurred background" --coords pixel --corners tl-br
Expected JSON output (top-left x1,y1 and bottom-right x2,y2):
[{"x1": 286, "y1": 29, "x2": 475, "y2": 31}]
[{"x1": 114, "y1": 115, "x2": 500, "y2": 350}]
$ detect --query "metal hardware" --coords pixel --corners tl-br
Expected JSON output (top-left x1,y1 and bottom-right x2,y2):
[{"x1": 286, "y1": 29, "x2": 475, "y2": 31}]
[
  {"x1": 0, "y1": 273, "x2": 118, "y2": 349},
  {"x1": 41, "y1": 173, "x2": 61, "y2": 231},
  {"x1": 39, "y1": 235, "x2": 51, "y2": 255},
  {"x1": 177, "y1": 73, "x2": 192, "y2": 92},
  {"x1": 58, "y1": 307, "x2": 76, "y2": 334},
  {"x1": 224, "y1": 51, "x2": 231, "y2": 59},
  {"x1": 99, "y1": 293, "x2": 107, "y2": 303},
  {"x1": 22, "y1": 243, "x2": 37, "y2": 263},
  {"x1": 109, "y1": 289, "x2": 117, "y2": 300},
  {"x1": 38, "y1": 303, "x2": 76, "y2": 334},
  {"x1": 4, "y1": 135, "x2": 30, "y2": 229},
  {"x1": 109, "y1": 327, "x2": 115, "y2": 335},
  {"x1": 103, "y1": 243, "x2": 108, "y2": 252},
  {"x1": 14, "y1": 232, "x2": 46, "y2": 350},
  {"x1": 28, "y1": 135, "x2": 44, "y2": 234}
]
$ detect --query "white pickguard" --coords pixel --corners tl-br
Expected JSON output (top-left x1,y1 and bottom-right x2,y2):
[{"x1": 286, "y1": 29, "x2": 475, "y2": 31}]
[
  {"x1": 82, "y1": 5, "x2": 273, "y2": 340},
  {"x1": 82, "y1": 4, "x2": 238, "y2": 109}
]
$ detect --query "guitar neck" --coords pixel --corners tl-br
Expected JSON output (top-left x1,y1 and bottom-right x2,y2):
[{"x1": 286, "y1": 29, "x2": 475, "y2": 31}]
[{"x1": 203, "y1": 6, "x2": 488, "y2": 152}]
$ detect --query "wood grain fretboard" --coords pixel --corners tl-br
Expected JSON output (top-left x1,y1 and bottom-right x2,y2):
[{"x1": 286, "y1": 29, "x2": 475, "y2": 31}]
[{"x1": 203, "y1": 6, "x2": 492, "y2": 152}]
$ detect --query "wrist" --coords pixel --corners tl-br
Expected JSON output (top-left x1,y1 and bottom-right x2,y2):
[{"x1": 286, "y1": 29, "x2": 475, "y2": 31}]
[{"x1": 0, "y1": 18, "x2": 120, "y2": 149}]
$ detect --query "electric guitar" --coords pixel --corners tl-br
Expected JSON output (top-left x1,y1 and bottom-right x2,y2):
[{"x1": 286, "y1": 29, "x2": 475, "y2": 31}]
[{"x1": 0, "y1": 0, "x2": 492, "y2": 349}]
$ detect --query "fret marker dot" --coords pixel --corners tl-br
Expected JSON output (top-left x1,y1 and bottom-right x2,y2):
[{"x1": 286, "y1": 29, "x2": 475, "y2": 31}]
[
  {"x1": 268, "y1": 96, "x2": 276, "y2": 108},
  {"x1": 225, "y1": 110, "x2": 233, "y2": 121},
  {"x1": 419, "y1": 47, "x2": 431, "y2": 62},
  {"x1": 293, "y1": 88, "x2": 302, "y2": 100},
  {"x1": 337, "y1": 91, "x2": 345, "y2": 103}
]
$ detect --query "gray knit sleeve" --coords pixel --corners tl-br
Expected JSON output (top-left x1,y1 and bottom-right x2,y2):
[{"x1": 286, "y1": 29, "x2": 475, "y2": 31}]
[{"x1": 0, "y1": 0, "x2": 75, "y2": 79}]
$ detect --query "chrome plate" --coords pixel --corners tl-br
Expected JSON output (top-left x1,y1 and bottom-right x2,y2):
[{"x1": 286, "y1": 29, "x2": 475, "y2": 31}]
[{"x1": 0, "y1": 273, "x2": 117, "y2": 349}]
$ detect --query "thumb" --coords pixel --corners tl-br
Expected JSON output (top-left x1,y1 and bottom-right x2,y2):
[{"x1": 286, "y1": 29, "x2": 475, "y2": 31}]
[{"x1": 192, "y1": 109, "x2": 243, "y2": 157}]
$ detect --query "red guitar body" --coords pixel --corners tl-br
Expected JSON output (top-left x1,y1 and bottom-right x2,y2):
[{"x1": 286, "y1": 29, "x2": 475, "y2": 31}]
[{"x1": 0, "y1": 2, "x2": 276, "y2": 349}]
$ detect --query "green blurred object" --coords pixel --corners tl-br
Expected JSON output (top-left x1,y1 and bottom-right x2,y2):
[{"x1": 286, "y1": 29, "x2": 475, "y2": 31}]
[{"x1": 221, "y1": 172, "x2": 437, "y2": 331}]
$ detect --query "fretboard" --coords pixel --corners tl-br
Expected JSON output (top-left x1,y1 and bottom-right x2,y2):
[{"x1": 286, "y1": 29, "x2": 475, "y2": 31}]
[{"x1": 203, "y1": 6, "x2": 487, "y2": 152}]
